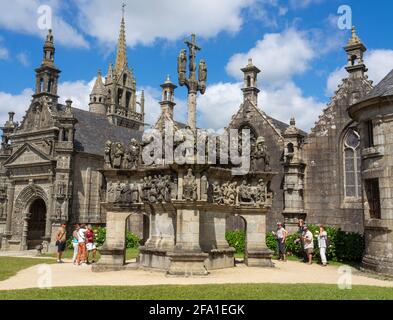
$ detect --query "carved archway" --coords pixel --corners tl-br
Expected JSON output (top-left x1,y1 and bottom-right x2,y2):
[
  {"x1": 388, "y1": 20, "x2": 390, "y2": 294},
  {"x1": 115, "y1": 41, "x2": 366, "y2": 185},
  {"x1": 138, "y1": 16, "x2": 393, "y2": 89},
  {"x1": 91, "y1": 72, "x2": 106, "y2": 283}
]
[{"x1": 13, "y1": 184, "x2": 49, "y2": 247}]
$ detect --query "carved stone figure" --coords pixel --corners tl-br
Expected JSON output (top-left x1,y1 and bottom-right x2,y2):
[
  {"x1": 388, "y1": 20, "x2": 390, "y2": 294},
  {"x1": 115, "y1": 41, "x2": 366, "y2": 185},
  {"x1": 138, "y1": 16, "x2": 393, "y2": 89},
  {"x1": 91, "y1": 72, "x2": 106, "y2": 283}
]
[
  {"x1": 130, "y1": 183, "x2": 139, "y2": 203},
  {"x1": 177, "y1": 49, "x2": 187, "y2": 85},
  {"x1": 124, "y1": 138, "x2": 140, "y2": 169},
  {"x1": 200, "y1": 175, "x2": 208, "y2": 201},
  {"x1": 104, "y1": 140, "x2": 113, "y2": 168},
  {"x1": 224, "y1": 182, "x2": 237, "y2": 205},
  {"x1": 212, "y1": 182, "x2": 224, "y2": 204},
  {"x1": 238, "y1": 180, "x2": 253, "y2": 203},
  {"x1": 255, "y1": 179, "x2": 266, "y2": 203},
  {"x1": 107, "y1": 182, "x2": 115, "y2": 202},
  {"x1": 251, "y1": 137, "x2": 271, "y2": 172},
  {"x1": 113, "y1": 142, "x2": 125, "y2": 169},
  {"x1": 183, "y1": 169, "x2": 197, "y2": 201}
]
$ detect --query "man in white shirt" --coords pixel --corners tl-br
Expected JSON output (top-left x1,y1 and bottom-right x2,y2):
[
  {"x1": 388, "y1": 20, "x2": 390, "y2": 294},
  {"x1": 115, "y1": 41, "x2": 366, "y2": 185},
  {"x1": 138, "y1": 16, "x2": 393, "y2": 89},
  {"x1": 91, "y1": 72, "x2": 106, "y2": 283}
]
[{"x1": 302, "y1": 225, "x2": 314, "y2": 265}]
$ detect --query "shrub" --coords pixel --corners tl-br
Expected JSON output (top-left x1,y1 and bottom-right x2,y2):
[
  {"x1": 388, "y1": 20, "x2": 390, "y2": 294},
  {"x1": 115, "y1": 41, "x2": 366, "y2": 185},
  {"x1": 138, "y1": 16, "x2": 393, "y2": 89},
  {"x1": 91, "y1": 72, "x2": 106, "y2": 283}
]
[
  {"x1": 228, "y1": 224, "x2": 364, "y2": 263},
  {"x1": 125, "y1": 231, "x2": 141, "y2": 249},
  {"x1": 225, "y1": 230, "x2": 245, "y2": 254}
]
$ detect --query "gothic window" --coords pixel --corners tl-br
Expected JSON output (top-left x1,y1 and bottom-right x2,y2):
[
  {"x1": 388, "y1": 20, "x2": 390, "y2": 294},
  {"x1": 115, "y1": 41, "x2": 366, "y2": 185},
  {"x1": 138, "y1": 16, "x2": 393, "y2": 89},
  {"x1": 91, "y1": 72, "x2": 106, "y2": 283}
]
[
  {"x1": 365, "y1": 120, "x2": 374, "y2": 148},
  {"x1": 343, "y1": 128, "x2": 361, "y2": 198}
]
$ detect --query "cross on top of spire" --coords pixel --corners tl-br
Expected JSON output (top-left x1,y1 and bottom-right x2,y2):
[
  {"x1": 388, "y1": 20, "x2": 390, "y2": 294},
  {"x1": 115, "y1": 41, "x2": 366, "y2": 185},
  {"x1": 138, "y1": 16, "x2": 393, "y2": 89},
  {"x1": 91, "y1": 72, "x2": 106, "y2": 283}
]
[
  {"x1": 122, "y1": 2, "x2": 126, "y2": 18},
  {"x1": 115, "y1": 3, "x2": 128, "y2": 75}
]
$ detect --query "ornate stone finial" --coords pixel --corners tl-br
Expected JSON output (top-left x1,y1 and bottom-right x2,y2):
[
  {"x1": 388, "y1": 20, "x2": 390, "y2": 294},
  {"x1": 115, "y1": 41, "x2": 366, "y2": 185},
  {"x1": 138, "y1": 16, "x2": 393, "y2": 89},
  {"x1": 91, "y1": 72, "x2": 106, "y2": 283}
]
[
  {"x1": 248, "y1": 58, "x2": 253, "y2": 66},
  {"x1": 347, "y1": 26, "x2": 362, "y2": 46},
  {"x1": 290, "y1": 117, "x2": 296, "y2": 126},
  {"x1": 65, "y1": 99, "x2": 73, "y2": 113},
  {"x1": 165, "y1": 74, "x2": 171, "y2": 83}
]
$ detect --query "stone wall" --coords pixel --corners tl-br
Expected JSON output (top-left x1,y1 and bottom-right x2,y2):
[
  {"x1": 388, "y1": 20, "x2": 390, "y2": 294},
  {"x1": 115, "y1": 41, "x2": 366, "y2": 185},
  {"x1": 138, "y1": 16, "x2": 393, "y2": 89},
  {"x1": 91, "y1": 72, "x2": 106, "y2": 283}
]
[{"x1": 71, "y1": 153, "x2": 105, "y2": 224}]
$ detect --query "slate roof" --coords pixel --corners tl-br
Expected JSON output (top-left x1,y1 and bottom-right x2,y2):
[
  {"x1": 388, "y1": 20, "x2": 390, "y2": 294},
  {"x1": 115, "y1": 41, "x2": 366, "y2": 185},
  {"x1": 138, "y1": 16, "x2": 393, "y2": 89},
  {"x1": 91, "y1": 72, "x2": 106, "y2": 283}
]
[
  {"x1": 266, "y1": 115, "x2": 307, "y2": 136},
  {"x1": 72, "y1": 108, "x2": 142, "y2": 156},
  {"x1": 360, "y1": 69, "x2": 393, "y2": 102}
]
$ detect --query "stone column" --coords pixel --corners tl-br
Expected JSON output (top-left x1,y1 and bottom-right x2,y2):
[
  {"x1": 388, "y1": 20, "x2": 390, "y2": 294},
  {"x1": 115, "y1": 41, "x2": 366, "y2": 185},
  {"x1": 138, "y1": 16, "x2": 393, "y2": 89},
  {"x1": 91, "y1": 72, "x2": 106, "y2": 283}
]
[
  {"x1": 187, "y1": 91, "x2": 197, "y2": 131},
  {"x1": 20, "y1": 214, "x2": 30, "y2": 251},
  {"x1": 5, "y1": 181, "x2": 15, "y2": 235}
]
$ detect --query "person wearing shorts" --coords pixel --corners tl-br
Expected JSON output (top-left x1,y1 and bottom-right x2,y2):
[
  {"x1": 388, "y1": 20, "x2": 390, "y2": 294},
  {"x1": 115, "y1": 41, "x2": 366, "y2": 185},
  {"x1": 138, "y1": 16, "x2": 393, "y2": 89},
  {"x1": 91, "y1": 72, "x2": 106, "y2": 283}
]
[
  {"x1": 56, "y1": 223, "x2": 67, "y2": 263},
  {"x1": 76, "y1": 224, "x2": 87, "y2": 266},
  {"x1": 85, "y1": 225, "x2": 97, "y2": 264},
  {"x1": 302, "y1": 225, "x2": 314, "y2": 265}
]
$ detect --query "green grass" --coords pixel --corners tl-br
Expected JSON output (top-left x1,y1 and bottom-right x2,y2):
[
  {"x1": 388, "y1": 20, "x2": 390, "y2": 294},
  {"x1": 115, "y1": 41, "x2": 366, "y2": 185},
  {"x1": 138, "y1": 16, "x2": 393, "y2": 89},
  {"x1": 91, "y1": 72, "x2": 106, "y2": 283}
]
[
  {"x1": 0, "y1": 257, "x2": 55, "y2": 281},
  {"x1": 43, "y1": 247, "x2": 139, "y2": 261},
  {"x1": 1, "y1": 284, "x2": 393, "y2": 300}
]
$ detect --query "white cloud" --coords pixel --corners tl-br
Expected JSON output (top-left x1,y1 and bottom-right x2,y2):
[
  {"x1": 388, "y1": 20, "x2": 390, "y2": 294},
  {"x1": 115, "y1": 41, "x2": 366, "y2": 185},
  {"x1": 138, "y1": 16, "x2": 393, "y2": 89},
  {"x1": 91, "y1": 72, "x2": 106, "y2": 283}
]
[
  {"x1": 326, "y1": 49, "x2": 393, "y2": 96},
  {"x1": 57, "y1": 78, "x2": 95, "y2": 109},
  {"x1": 74, "y1": 0, "x2": 254, "y2": 47},
  {"x1": 196, "y1": 81, "x2": 323, "y2": 131},
  {"x1": 198, "y1": 82, "x2": 243, "y2": 129},
  {"x1": 226, "y1": 28, "x2": 315, "y2": 86},
  {"x1": 0, "y1": 89, "x2": 33, "y2": 125},
  {"x1": 16, "y1": 52, "x2": 30, "y2": 67},
  {"x1": 0, "y1": 1, "x2": 88, "y2": 48},
  {"x1": 0, "y1": 47, "x2": 8, "y2": 60}
]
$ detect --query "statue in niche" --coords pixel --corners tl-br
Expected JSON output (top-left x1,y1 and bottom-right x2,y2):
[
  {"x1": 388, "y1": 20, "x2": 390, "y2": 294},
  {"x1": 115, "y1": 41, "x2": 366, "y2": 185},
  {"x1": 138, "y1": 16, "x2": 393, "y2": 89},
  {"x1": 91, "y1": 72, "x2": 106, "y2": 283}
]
[
  {"x1": 183, "y1": 169, "x2": 197, "y2": 201},
  {"x1": 104, "y1": 140, "x2": 113, "y2": 168},
  {"x1": 0, "y1": 201, "x2": 5, "y2": 219},
  {"x1": 57, "y1": 181, "x2": 66, "y2": 196},
  {"x1": 149, "y1": 176, "x2": 158, "y2": 203},
  {"x1": 171, "y1": 178, "x2": 178, "y2": 200},
  {"x1": 113, "y1": 143, "x2": 124, "y2": 169},
  {"x1": 251, "y1": 137, "x2": 271, "y2": 172},
  {"x1": 238, "y1": 180, "x2": 254, "y2": 204},
  {"x1": 141, "y1": 177, "x2": 150, "y2": 202}
]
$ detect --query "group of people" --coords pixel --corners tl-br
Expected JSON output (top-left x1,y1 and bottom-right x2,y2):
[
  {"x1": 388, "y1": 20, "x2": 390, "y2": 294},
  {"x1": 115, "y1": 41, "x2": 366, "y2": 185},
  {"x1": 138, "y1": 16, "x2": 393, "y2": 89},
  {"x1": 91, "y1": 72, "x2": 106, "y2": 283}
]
[
  {"x1": 273, "y1": 219, "x2": 328, "y2": 266},
  {"x1": 55, "y1": 223, "x2": 97, "y2": 265}
]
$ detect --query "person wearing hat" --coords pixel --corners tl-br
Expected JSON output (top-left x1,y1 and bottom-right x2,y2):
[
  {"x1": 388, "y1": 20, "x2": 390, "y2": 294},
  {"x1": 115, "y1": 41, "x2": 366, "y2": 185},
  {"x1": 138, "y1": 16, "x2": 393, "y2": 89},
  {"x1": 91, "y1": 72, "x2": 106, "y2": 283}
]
[
  {"x1": 273, "y1": 222, "x2": 288, "y2": 262},
  {"x1": 302, "y1": 225, "x2": 314, "y2": 265}
]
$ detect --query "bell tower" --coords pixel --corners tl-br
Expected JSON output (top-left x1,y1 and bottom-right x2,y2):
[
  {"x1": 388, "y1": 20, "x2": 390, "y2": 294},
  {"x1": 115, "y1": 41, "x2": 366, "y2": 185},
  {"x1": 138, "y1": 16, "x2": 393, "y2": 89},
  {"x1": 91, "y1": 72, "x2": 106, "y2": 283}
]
[
  {"x1": 34, "y1": 29, "x2": 61, "y2": 101},
  {"x1": 241, "y1": 58, "x2": 261, "y2": 106},
  {"x1": 344, "y1": 26, "x2": 367, "y2": 79},
  {"x1": 159, "y1": 76, "x2": 177, "y2": 120}
]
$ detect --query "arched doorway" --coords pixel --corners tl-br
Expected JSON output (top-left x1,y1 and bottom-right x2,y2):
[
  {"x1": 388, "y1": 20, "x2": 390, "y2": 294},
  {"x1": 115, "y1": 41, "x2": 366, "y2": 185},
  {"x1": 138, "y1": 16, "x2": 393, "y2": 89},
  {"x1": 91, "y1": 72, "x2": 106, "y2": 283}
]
[{"x1": 27, "y1": 198, "x2": 47, "y2": 249}]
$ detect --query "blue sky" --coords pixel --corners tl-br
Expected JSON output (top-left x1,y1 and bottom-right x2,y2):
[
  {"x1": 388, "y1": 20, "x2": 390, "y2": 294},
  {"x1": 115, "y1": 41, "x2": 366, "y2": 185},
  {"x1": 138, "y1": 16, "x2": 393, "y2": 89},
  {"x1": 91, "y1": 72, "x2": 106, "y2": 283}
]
[{"x1": 1, "y1": 0, "x2": 393, "y2": 131}]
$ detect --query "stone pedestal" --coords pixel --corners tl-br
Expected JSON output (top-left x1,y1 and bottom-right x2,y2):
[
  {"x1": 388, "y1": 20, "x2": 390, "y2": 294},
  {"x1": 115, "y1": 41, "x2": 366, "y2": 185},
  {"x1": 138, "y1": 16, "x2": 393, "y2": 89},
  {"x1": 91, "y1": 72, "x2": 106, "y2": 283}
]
[{"x1": 167, "y1": 252, "x2": 209, "y2": 276}]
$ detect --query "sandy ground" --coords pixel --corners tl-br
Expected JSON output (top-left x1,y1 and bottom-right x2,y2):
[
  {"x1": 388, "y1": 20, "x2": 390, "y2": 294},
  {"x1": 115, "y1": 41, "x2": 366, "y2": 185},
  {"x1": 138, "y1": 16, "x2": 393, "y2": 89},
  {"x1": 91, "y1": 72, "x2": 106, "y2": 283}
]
[{"x1": 1, "y1": 259, "x2": 393, "y2": 291}]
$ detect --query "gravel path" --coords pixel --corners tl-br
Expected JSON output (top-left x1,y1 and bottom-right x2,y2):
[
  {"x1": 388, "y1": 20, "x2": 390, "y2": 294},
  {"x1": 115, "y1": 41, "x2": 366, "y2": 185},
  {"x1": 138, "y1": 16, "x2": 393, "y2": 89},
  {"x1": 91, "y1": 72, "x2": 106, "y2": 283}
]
[{"x1": 0, "y1": 260, "x2": 392, "y2": 290}]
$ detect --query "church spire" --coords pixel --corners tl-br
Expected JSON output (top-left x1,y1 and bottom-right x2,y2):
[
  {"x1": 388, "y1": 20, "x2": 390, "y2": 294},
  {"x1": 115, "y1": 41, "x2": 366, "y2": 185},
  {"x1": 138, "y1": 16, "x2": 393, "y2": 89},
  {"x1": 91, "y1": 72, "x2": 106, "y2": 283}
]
[{"x1": 115, "y1": 3, "x2": 128, "y2": 76}]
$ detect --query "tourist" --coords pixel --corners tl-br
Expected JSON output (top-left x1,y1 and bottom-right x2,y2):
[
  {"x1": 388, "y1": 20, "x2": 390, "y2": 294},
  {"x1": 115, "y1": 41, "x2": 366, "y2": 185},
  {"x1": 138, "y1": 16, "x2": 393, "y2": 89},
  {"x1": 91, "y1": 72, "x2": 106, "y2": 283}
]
[
  {"x1": 85, "y1": 225, "x2": 97, "y2": 264},
  {"x1": 302, "y1": 225, "x2": 314, "y2": 265},
  {"x1": 76, "y1": 224, "x2": 87, "y2": 266},
  {"x1": 274, "y1": 222, "x2": 288, "y2": 262},
  {"x1": 72, "y1": 224, "x2": 80, "y2": 265},
  {"x1": 55, "y1": 223, "x2": 67, "y2": 263},
  {"x1": 296, "y1": 219, "x2": 308, "y2": 263},
  {"x1": 318, "y1": 225, "x2": 328, "y2": 266}
]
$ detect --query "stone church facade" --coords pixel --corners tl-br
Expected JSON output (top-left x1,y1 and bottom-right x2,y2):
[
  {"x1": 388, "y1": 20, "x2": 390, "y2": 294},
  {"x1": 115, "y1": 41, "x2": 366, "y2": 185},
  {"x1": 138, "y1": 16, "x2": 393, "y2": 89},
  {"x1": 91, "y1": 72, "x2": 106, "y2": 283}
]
[{"x1": 1, "y1": 14, "x2": 393, "y2": 277}]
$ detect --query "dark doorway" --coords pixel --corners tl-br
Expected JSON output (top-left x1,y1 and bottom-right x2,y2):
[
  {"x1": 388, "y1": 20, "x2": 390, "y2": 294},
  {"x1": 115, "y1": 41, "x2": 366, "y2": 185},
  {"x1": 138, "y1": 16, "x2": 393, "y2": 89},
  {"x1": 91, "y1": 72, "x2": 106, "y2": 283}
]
[{"x1": 27, "y1": 198, "x2": 47, "y2": 249}]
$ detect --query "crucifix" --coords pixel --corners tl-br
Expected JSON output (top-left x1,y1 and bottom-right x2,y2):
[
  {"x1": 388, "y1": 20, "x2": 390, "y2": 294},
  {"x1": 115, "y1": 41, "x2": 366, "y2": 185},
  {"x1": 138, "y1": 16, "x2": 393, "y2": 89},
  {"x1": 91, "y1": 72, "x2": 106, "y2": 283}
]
[
  {"x1": 122, "y1": 2, "x2": 126, "y2": 18},
  {"x1": 177, "y1": 34, "x2": 208, "y2": 131}
]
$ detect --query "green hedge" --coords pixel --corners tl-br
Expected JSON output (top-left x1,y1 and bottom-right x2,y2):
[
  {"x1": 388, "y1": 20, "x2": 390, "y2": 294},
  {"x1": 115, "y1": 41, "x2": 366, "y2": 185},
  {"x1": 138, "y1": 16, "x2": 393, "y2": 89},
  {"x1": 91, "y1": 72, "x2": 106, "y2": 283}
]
[
  {"x1": 226, "y1": 225, "x2": 364, "y2": 263},
  {"x1": 225, "y1": 230, "x2": 246, "y2": 254},
  {"x1": 66, "y1": 227, "x2": 140, "y2": 250}
]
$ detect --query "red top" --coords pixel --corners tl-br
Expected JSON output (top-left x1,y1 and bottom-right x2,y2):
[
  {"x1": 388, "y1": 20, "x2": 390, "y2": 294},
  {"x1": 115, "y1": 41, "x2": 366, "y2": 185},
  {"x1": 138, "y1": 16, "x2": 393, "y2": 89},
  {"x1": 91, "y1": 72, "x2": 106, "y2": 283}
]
[{"x1": 85, "y1": 230, "x2": 94, "y2": 244}]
